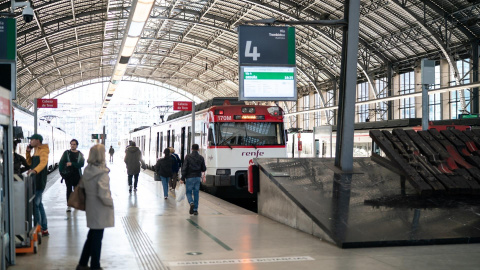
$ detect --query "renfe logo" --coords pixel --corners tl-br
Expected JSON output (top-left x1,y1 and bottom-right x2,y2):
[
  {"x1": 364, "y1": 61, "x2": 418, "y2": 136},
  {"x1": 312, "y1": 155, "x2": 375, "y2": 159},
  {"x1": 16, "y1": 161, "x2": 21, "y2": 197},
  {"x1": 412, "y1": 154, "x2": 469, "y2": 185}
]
[{"x1": 242, "y1": 150, "x2": 264, "y2": 157}]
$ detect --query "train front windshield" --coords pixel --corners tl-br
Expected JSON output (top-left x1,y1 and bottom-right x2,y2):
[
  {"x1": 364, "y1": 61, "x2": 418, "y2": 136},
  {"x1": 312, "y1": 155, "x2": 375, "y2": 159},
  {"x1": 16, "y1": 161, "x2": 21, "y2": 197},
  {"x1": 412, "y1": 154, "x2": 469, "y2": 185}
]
[{"x1": 213, "y1": 122, "x2": 285, "y2": 146}]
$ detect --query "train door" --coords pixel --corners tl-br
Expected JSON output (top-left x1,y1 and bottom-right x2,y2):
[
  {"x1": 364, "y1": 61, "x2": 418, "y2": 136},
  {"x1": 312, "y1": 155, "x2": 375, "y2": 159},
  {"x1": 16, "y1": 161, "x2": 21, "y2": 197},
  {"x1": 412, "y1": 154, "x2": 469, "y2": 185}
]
[
  {"x1": 155, "y1": 132, "x2": 159, "y2": 160},
  {"x1": 167, "y1": 130, "x2": 171, "y2": 147},
  {"x1": 172, "y1": 129, "x2": 175, "y2": 148},
  {"x1": 181, "y1": 127, "x2": 185, "y2": 162}
]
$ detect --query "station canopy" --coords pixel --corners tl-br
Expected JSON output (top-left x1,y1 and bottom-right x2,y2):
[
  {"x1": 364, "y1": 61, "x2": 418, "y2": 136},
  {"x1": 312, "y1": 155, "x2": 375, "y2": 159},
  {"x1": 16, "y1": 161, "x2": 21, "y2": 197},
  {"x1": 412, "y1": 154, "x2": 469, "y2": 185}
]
[{"x1": 1, "y1": 0, "x2": 479, "y2": 109}]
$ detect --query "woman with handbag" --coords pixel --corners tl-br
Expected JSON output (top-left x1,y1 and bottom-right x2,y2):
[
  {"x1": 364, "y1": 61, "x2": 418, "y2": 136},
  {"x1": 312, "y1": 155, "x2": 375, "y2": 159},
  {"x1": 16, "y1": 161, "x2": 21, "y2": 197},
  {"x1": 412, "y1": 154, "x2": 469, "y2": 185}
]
[
  {"x1": 154, "y1": 148, "x2": 173, "y2": 200},
  {"x1": 76, "y1": 144, "x2": 114, "y2": 270},
  {"x1": 59, "y1": 139, "x2": 85, "y2": 212}
]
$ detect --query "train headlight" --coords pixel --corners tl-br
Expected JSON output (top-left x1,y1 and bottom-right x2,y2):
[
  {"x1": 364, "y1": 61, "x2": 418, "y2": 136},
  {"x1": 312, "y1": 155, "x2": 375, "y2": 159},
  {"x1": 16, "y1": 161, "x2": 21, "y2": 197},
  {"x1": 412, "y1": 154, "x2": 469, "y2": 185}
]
[
  {"x1": 216, "y1": 169, "x2": 231, "y2": 175},
  {"x1": 242, "y1": 107, "x2": 255, "y2": 114},
  {"x1": 267, "y1": 106, "x2": 282, "y2": 116}
]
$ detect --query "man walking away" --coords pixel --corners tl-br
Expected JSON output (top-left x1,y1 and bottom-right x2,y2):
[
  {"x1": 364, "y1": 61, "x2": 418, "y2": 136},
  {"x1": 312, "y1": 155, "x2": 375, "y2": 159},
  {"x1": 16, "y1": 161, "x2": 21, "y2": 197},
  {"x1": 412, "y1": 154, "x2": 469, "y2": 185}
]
[
  {"x1": 108, "y1": 146, "x2": 115, "y2": 163},
  {"x1": 181, "y1": 144, "x2": 206, "y2": 215},
  {"x1": 26, "y1": 134, "x2": 50, "y2": 236},
  {"x1": 154, "y1": 148, "x2": 173, "y2": 199},
  {"x1": 169, "y1": 147, "x2": 181, "y2": 191},
  {"x1": 124, "y1": 141, "x2": 145, "y2": 192}
]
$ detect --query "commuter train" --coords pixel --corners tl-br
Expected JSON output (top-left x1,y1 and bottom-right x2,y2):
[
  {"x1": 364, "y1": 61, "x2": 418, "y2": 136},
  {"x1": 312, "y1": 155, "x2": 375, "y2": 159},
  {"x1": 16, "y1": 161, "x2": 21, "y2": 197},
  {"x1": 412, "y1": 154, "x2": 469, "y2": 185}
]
[
  {"x1": 287, "y1": 120, "x2": 475, "y2": 158},
  {"x1": 127, "y1": 98, "x2": 287, "y2": 198},
  {"x1": 13, "y1": 104, "x2": 71, "y2": 173}
]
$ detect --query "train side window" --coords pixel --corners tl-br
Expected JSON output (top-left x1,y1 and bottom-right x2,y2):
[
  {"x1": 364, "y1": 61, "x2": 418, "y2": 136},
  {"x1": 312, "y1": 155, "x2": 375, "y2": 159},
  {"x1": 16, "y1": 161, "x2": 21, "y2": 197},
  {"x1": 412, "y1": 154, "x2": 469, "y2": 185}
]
[
  {"x1": 208, "y1": 126, "x2": 214, "y2": 146},
  {"x1": 167, "y1": 130, "x2": 171, "y2": 147}
]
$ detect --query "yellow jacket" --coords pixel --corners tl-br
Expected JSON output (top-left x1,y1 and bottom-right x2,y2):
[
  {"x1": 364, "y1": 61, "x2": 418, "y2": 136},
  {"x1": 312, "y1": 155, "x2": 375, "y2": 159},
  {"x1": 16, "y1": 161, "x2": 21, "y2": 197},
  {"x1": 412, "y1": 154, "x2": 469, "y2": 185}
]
[{"x1": 26, "y1": 144, "x2": 50, "y2": 174}]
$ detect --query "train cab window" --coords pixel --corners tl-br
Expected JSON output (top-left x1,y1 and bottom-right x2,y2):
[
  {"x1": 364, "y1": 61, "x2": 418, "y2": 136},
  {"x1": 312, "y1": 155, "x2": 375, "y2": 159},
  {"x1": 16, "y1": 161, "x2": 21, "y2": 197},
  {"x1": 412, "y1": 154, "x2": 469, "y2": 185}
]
[{"x1": 213, "y1": 122, "x2": 285, "y2": 146}]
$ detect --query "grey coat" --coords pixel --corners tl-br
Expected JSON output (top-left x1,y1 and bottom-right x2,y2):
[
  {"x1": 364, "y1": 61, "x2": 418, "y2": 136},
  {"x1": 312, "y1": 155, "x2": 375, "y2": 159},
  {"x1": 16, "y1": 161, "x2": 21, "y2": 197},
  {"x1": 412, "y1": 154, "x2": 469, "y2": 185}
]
[
  {"x1": 78, "y1": 164, "x2": 114, "y2": 229},
  {"x1": 124, "y1": 146, "x2": 144, "y2": 175}
]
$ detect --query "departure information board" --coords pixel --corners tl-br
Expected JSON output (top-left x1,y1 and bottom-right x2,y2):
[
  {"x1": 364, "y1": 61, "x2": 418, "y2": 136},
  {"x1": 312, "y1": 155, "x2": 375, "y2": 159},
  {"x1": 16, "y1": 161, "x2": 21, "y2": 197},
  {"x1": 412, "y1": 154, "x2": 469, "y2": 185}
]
[{"x1": 239, "y1": 66, "x2": 297, "y2": 101}]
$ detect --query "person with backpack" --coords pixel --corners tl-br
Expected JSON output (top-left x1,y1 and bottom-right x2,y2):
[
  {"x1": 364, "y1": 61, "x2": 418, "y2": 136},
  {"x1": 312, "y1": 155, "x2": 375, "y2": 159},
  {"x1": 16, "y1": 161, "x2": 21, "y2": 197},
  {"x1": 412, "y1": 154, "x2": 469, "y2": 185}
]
[
  {"x1": 181, "y1": 144, "x2": 206, "y2": 215},
  {"x1": 154, "y1": 148, "x2": 173, "y2": 199},
  {"x1": 59, "y1": 139, "x2": 85, "y2": 212}
]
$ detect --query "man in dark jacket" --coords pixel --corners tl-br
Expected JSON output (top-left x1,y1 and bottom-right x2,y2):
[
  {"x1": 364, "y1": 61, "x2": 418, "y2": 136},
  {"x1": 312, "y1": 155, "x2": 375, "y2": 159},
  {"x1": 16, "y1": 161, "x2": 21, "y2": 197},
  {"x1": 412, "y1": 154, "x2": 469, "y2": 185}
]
[
  {"x1": 124, "y1": 141, "x2": 145, "y2": 192},
  {"x1": 168, "y1": 147, "x2": 181, "y2": 191},
  {"x1": 181, "y1": 144, "x2": 206, "y2": 215},
  {"x1": 26, "y1": 134, "x2": 50, "y2": 236},
  {"x1": 108, "y1": 146, "x2": 115, "y2": 163}
]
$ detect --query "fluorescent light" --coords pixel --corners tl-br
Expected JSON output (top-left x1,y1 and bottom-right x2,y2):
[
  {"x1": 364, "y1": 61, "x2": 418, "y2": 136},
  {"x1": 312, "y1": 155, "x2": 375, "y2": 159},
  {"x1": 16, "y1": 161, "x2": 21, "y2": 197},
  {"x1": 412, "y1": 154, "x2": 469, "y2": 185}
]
[
  {"x1": 125, "y1": 36, "x2": 140, "y2": 47},
  {"x1": 128, "y1": 21, "x2": 145, "y2": 37},
  {"x1": 132, "y1": 1, "x2": 155, "y2": 22},
  {"x1": 121, "y1": 46, "x2": 135, "y2": 57}
]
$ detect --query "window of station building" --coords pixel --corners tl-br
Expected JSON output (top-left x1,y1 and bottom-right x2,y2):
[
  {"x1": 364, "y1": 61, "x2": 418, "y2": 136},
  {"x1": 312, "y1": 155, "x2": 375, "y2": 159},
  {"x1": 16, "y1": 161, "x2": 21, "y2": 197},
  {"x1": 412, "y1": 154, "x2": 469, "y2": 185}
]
[
  {"x1": 282, "y1": 101, "x2": 297, "y2": 128},
  {"x1": 399, "y1": 71, "x2": 415, "y2": 119},
  {"x1": 429, "y1": 65, "x2": 442, "y2": 120},
  {"x1": 375, "y1": 78, "x2": 388, "y2": 121},
  {"x1": 450, "y1": 58, "x2": 471, "y2": 119},
  {"x1": 303, "y1": 95, "x2": 310, "y2": 130},
  {"x1": 357, "y1": 82, "x2": 369, "y2": 122},
  {"x1": 324, "y1": 90, "x2": 335, "y2": 125}
]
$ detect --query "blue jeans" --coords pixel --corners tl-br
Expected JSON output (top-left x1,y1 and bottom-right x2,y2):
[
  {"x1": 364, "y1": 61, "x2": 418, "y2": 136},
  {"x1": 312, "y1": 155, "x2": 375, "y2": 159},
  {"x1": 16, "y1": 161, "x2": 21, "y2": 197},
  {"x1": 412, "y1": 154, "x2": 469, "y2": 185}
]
[
  {"x1": 79, "y1": 229, "x2": 104, "y2": 269},
  {"x1": 186, "y1": 177, "x2": 201, "y2": 211},
  {"x1": 34, "y1": 189, "x2": 48, "y2": 230},
  {"x1": 160, "y1": 176, "x2": 170, "y2": 197}
]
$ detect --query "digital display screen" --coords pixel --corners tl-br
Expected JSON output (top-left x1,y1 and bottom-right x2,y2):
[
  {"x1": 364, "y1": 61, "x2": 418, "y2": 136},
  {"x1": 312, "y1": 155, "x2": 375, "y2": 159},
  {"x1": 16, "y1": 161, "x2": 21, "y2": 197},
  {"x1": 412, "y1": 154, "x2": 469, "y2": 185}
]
[{"x1": 239, "y1": 66, "x2": 297, "y2": 101}]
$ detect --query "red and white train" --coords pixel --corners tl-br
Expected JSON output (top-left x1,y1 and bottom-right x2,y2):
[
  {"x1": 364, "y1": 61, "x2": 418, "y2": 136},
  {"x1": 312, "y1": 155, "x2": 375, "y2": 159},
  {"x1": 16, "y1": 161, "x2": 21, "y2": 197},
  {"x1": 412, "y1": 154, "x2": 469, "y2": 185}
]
[{"x1": 127, "y1": 98, "x2": 287, "y2": 198}]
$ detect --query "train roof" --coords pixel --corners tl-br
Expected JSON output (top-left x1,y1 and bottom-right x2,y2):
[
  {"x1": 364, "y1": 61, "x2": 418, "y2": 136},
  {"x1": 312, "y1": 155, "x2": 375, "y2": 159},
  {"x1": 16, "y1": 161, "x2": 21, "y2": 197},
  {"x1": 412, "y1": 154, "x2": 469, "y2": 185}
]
[{"x1": 167, "y1": 97, "x2": 245, "y2": 121}]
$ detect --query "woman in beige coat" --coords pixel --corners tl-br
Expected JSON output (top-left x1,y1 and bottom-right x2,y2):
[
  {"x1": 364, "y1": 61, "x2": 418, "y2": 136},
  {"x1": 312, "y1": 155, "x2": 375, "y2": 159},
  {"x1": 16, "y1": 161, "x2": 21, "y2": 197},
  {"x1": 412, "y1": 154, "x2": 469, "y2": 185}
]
[{"x1": 76, "y1": 144, "x2": 114, "y2": 270}]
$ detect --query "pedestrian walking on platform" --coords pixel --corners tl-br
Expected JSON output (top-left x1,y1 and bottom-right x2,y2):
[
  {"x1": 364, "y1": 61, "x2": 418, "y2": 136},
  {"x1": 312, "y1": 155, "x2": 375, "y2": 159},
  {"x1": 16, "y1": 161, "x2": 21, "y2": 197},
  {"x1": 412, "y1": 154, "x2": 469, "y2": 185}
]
[
  {"x1": 26, "y1": 134, "x2": 50, "y2": 236},
  {"x1": 108, "y1": 146, "x2": 114, "y2": 163},
  {"x1": 59, "y1": 139, "x2": 85, "y2": 212},
  {"x1": 155, "y1": 148, "x2": 173, "y2": 199},
  {"x1": 76, "y1": 144, "x2": 114, "y2": 270},
  {"x1": 169, "y1": 147, "x2": 181, "y2": 191},
  {"x1": 181, "y1": 144, "x2": 206, "y2": 215},
  {"x1": 124, "y1": 141, "x2": 146, "y2": 192}
]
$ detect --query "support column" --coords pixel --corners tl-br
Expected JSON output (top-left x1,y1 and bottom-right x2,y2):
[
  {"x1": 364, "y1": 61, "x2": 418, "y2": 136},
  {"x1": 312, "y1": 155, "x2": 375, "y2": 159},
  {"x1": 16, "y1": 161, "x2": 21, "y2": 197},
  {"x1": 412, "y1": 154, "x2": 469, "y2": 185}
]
[
  {"x1": 387, "y1": 63, "x2": 393, "y2": 120},
  {"x1": 472, "y1": 41, "x2": 479, "y2": 114},
  {"x1": 334, "y1": 0, "x2": 361, "y2": 171}
]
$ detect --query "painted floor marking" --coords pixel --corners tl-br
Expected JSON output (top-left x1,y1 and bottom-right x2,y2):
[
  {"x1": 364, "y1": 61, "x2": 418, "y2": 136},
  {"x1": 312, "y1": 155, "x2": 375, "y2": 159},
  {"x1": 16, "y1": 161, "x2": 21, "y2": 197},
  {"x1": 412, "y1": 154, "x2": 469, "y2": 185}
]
[
  {"x1": 169, "y1": 256, "x2": 315, "y2": 266},
  {"x1": 187, "y1": 219, "x2": 233, "y2": 251}
]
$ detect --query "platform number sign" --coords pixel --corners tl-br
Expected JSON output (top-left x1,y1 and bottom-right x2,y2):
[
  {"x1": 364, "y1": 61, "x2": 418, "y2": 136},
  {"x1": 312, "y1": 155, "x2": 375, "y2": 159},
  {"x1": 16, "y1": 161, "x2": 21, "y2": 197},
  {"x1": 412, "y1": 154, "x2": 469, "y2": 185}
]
[
  {"x1": 245, "y1": 41, "x2": 261, "y2": 61},
  {"x1": 238, "y1": 26, "x2": 295, "y2": 65}
]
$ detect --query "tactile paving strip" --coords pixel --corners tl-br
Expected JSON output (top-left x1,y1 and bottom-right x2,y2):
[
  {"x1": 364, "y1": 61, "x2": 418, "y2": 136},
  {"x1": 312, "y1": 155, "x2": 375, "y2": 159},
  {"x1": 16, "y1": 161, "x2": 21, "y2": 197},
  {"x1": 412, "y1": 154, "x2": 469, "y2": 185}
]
[{"x1": 122, "y1": 216, "x2": 168, "y2": 270}]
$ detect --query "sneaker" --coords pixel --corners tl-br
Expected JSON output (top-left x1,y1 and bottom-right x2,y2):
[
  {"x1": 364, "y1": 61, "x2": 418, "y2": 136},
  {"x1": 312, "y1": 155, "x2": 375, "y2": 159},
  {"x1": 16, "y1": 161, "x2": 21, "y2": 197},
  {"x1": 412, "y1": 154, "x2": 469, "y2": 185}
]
[
  {"x1": 193, "y1": 211, "x2": 198, "y2": 216},
  {"x1": 76, "y1": 265, "x2": 89, "y2": 270},
  {"x1": 66, "y1": 207, "x2": 72, "y2": 212},
  {"x1": 189, "y1": 203, "x2": 194, "y2": 215},
  {"x1": 164, "y1": 197, "x2": 168, "y2": 200},
  {"x1": 129, "y1": 185, "x2": 132, "y2": 193},
  {"x1": 41, "y1": 230, "x2": 49, "y2": 236},
  {"x1": 134, "y1": 188, "x2": 137, "y2": 192}
]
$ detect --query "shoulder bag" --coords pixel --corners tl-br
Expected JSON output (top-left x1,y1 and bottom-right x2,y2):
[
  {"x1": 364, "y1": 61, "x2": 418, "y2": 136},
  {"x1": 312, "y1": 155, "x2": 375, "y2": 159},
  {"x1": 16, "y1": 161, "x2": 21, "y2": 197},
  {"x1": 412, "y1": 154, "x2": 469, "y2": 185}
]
[{"x1": 67, "y1": 178, "x2": 86, "y2": 211}]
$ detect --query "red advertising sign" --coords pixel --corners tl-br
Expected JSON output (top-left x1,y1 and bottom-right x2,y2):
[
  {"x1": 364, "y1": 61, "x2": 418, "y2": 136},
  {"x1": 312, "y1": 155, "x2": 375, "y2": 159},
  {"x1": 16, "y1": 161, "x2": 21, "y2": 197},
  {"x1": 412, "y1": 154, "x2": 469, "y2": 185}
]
[
  {"x1": 0, "y1": 95, "x2": 10, "y2": 116},
  {"x1": 37, "y1": 98, "x2": 58, "y2": 108},
  {"x1": 173, "y1": 101, "x2": 192, "y2": 111}
]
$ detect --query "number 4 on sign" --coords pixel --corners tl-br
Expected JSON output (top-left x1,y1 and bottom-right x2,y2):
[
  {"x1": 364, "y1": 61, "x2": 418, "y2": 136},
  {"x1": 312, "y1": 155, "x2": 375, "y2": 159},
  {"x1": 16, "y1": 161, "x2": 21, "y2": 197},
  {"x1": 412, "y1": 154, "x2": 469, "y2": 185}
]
[{"x1": 245, "y1": 41, "x2": 260, "y2": 61}]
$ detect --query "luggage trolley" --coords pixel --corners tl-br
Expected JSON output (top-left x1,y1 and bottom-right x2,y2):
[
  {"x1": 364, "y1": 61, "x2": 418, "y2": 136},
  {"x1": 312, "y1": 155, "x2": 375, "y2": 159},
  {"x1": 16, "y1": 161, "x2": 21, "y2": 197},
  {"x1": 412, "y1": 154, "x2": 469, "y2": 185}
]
[{"x1": 14, "y1": 174, "x2": 41, "y2": 254}]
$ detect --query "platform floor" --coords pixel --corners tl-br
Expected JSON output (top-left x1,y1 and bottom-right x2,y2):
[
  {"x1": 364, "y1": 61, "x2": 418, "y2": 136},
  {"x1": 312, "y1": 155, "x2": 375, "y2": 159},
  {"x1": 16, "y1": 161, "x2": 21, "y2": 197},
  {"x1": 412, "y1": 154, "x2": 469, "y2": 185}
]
[{"x1": 9, "y1": 157, "x2": 480, "y2": 270}]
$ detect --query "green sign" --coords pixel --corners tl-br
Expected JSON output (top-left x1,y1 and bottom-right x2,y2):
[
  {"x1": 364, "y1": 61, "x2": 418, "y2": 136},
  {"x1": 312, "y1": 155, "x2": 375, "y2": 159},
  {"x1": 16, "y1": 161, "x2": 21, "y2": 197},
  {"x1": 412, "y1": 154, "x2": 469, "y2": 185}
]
[
  {"x1": 244, "y1": 72, "x2": 295, "y2": 80},
  {"x1": 459, "y1": 114, "x2": 480, "y2": 119},
  {"x1": 0, "y1": 18, "x2": 16, "y2": 61},
  {"x1": 91, "y1": 134, "x2": 107, "y2": 139}
]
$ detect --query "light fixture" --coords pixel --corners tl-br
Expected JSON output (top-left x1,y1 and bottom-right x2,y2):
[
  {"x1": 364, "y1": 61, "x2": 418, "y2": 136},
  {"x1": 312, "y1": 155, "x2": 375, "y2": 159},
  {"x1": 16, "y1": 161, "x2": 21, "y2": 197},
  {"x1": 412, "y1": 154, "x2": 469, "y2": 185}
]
[{"x1": 99, "y1": 0, "x2": 155, "y2": 122}]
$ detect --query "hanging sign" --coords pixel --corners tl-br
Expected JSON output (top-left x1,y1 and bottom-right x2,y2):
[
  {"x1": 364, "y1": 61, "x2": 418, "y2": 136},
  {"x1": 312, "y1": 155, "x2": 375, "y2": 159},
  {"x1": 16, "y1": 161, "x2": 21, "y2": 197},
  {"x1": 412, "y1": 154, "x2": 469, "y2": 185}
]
[
  {"x1": 37, "y1": 99, "x2": 58, "y2": 108},
  {"x1": 173, "y1": 101, "x2": 192, "y2": 111}
]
